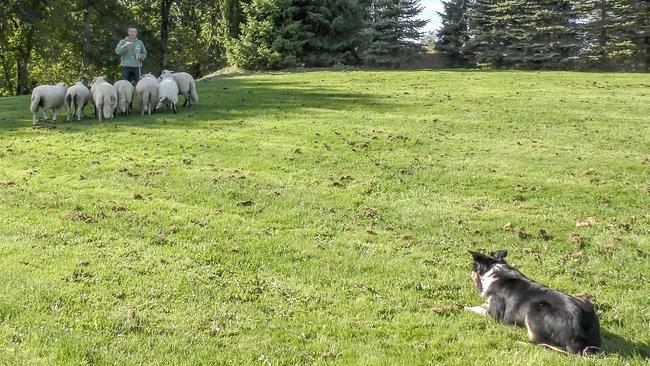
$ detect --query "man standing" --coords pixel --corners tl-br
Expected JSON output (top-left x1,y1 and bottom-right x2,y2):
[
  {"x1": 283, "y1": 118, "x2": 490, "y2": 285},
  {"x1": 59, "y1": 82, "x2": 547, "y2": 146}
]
[{"x1": 115, "y1": 26, "x2": 147, "y2": 83}]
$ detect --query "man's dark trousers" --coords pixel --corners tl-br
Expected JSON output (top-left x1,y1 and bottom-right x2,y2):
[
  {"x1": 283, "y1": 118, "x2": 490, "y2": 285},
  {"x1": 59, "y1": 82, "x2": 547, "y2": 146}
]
[{"x1": 121, "y1": 66, "x2": 140, "y2": 83}]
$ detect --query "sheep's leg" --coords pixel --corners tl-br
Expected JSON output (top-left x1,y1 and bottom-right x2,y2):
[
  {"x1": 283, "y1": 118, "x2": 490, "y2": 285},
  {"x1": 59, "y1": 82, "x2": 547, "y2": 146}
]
[
  {"x1": 77, "y1": 106, "x2": 83, "y2": 121},
  {"x1": 32, "y1": 112, "x2": 37, "y2": 125},
  {"x1": 52, "y1": 109, "x2": 58, "y2": 121},
  {"x1": 42, "y1": 110, "x2": 48, "y2": 121}
]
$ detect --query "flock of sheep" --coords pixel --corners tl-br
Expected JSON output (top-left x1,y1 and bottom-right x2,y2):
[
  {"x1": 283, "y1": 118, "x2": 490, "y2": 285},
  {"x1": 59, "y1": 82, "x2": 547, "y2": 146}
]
[{"x1": 29, "y1": 70, "x2": 198, "y2": 125}]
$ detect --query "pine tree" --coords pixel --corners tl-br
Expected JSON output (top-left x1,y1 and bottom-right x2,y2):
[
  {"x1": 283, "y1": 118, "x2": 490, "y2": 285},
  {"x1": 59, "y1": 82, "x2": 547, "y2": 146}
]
[
  {"x1": 578, "y1": 0, "x2": 647, "y2": 70},
  {"x1": 464, "y1": 0, "x2": 503, "y2": 66},
  {"x1": 509, "y1": 0, "x2": 580, "y2": 69},
  {"x1": 363, "y1": 0, "x2": 429, "y2": 67},
  {"x1": 435, "y1": 0, "x2": 470, "y2": 66},
  {"x1": 466, "y1": 0, "x2": 581, "y2": 69},
  {"x1": 292, "y1": 0, "x2": 369, "y2": 66},
  {"x1": 227, "y1": 0, "x2": 306, "y2": 69}
]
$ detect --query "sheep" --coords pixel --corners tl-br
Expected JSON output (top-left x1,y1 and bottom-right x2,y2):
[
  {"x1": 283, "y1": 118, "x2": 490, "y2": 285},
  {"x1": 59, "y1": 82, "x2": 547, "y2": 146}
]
[
  {"x1": 114, "y1": 80, "x2": 134, "y2": 116},
  {"x1": 157, "y1": 72, "x2": 178, "y2": 114},
  {"x1": 90, "y1": 76, "x2": 109, "y2": 117},
  {"x1": 135, "y1": 73, "x2": 159, "y2": 115},
  {"x1": 91, "y1": 78, "x2": 118, "y2": 122},
  {"x1": 65, "y1": 81, "x2": 91, "y2": 122},
  {"x1": 30, "y1": 82, "x2": 68, "y2": 125},
  {"x1": 161, "y1": 70, "x2": 198, "y2": 107}
]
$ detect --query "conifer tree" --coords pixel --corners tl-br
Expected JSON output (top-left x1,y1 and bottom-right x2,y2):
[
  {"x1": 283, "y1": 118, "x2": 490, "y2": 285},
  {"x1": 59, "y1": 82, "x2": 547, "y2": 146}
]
[
  {"x1": 435, "y1": 0, "x2": 470, "y2": 66},
  {"x1": 363, "y1": 0, "x2": 429, "y2": 66}
]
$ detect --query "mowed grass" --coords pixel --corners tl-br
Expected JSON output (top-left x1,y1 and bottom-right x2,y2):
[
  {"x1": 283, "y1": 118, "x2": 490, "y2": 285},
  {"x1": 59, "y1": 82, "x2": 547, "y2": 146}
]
[{"x1": 0, "y1": 70, "x2": 648, "y2": 365}]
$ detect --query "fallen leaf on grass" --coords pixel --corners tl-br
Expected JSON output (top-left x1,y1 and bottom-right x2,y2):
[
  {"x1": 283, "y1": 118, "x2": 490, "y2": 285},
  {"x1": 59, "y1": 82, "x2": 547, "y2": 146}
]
[
  {"x1": 362, "y1": 206, "x2": 377, "y2": 218},
  {"x1": 70, "y1": 210, "x2": 95, "y2": 223},
  {"x1": 155, "y1": 231, "x2": 167, "y2": 245},
  {"x1": 237, "y1": 200, "x2": 254, "y2": 207},
  {"x1": 432, "y1": 304, "x2": 462, "y2": 315},
  {"x1": 570, "y1": 251, "x2": 585, "y2": 260},
  {"x1": 538, "y1": 229, "x2": 552, "y2": 241},
  {"x1": 503, "y1": 222, "x2": 513, "y2": 231},
  {"x1": 569, "y1": 233, "x2": 583, "y2": 248},
  {"x1": 517, "y1": 228, "x2": 532, "y2": 240},
  {"x1": 574, "y1": 292, "x2": 597, "y2": 307},
  {"x1": 576, "y1": 217, "x2": 596, "y2": 227}
]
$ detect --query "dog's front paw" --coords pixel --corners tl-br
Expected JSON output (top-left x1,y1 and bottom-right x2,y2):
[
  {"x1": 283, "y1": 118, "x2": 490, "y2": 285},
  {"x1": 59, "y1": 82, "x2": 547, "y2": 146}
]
[{"x1": 464, "y1": 305, "x2": 488, "y2": 315}]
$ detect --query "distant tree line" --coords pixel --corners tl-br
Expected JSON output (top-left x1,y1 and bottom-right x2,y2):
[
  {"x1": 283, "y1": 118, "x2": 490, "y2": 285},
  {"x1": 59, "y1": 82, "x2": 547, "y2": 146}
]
[
  {"x1": 0, "y1": 0, "x2": 428, "y2": 96},
  {"x1": 435, "y1": 0, "x2": 649, "y2": 71}
]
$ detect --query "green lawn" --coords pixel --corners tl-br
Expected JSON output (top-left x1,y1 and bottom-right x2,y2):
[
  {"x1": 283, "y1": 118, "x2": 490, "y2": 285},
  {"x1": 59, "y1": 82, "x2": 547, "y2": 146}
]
[{"x1": 0, "y1": 70, "x2": 648, "y2": 365}]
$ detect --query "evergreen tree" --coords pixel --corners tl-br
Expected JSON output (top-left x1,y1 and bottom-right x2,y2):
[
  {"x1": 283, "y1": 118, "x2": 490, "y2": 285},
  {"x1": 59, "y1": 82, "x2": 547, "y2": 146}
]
[
  {"x1": 577, "y1": 0, "x2": 647, "y2": 70},
  {"x1": 466, "y1": 0, "x2": 581, "y2": 69},
  {"x1": 227, "y1": 0, "x2": 306, "y2": 69},
  {"x1": 509, "y1": 0, "x2": 580, "y2": 69},
  {"x1": 363, "y1": 0, "x2": 429, "y2": 67},
  {"x1": 435, "y1": 0, "x2": 470, "y2": 66},
  {"x1": 296, "y1": 0, "x2": 370, "y2": 66},
  {"x1": 464, "y1": 0, "x2": 502, "y2": 66}
]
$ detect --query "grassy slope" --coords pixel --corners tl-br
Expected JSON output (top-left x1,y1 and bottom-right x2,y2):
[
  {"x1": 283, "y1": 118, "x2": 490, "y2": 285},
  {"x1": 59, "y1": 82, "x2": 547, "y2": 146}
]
[{"x1": 0, "y1": 70, "x2": 648, "y2": 365}]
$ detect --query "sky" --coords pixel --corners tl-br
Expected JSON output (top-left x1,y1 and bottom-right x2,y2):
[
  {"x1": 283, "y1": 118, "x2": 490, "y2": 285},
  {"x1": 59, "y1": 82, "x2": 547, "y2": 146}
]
[{"x1": 419, "y1": 0, "x2": 443, "y2": 35}]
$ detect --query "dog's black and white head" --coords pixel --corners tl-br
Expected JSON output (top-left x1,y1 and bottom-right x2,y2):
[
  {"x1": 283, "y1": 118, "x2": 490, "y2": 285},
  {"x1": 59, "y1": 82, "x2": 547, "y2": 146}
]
[{"x1": 469, "y1": 249, "x2": 513, "y2": 297}]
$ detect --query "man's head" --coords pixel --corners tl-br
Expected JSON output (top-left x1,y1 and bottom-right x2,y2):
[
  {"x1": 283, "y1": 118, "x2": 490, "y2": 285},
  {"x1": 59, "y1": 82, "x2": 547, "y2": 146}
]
[{"x1": 127, "y1": 26, "x2": 138, "y2": 39}]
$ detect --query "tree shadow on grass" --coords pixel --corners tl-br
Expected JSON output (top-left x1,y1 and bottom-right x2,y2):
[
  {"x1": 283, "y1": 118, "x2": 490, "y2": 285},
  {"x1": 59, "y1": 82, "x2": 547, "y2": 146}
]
[
  {"x1": 0, "y1": 76, "x2": 393, "y2": 133},
  {"x1": 601, "y1": 329, "x2": 650, "y2": 360}
]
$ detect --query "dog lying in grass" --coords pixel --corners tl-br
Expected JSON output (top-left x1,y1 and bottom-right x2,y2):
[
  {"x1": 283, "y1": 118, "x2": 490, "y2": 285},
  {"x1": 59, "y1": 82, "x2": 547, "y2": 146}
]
[{"x1": 466, "y1": 250, "x2": 601, "y2": 356}]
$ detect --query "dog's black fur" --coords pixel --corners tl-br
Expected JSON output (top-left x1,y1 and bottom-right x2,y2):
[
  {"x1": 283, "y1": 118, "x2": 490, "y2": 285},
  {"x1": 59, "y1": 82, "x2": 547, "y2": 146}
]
[{"x1": 468, "y1": 250, "x2": 601, "y2": 356}]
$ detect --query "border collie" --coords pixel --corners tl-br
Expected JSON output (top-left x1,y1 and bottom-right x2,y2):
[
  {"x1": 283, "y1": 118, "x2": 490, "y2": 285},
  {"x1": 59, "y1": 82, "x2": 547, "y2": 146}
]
[{"x1": 466, "y1": 249, "x2": 601, "y2": 356}]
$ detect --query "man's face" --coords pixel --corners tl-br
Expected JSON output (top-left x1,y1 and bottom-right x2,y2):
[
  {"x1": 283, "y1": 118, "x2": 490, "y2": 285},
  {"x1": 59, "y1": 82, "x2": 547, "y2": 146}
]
[{"x1": 128, "y1": 28, "x2": 138, "y2": 39}]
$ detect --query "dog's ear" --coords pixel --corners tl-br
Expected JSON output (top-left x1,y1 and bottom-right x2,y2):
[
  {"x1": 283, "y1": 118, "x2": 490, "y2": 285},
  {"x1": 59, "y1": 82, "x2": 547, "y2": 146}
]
[
  {"x1": 469, "y1": 250, "x2": 490, "y2": 263},
  {"x1": 491, "y1": 249, "x2": 508, "y2": 260}
]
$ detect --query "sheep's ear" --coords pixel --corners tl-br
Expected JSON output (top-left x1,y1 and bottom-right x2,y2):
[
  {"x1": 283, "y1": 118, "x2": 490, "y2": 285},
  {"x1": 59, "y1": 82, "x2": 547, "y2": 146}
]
[
  {"x1": 469, "y1": 250, "x2": 490, "y2": 264},
  {"x1": 490, "y1": 249, "x2": 508, "y2": 260}
]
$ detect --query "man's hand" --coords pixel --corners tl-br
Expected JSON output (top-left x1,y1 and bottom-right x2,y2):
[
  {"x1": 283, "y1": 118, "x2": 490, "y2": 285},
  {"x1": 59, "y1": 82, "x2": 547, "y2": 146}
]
[{"x1": 135, "y1": 53, "x2": 142, "y2": 60}]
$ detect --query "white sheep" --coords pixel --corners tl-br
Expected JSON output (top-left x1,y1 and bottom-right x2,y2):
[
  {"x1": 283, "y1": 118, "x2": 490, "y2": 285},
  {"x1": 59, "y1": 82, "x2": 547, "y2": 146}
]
[
  {"x1": 135, "y1": 73, "x2": 159, "y2": 115},
  {"x1": 114, "y1": 80, "x2": 134, "y2": 116},
  {"x1": 65, "y1": 81, "x2": 91, "y2": 122},
  {"x1": 91, "y1": 78, "x2": 118, "y2": 122},
  {"x1": 161, "y1": 70, "x2": 198, "y2": 107},
  {"x1": 90, "y1": 76, "x2": 109, "y2": 117},
  {"x1": 157, "y1": 72, "x2": 179, "y2": 113},
  {"x1": 30, "y1": 82, "x2": 68, "y2": 125}
]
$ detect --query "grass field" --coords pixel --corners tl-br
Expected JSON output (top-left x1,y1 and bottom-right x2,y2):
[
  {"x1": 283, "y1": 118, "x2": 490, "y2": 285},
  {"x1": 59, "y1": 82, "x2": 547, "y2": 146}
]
[{"x1": 0, "y1": 69, "x2": 648, "y2": 365}]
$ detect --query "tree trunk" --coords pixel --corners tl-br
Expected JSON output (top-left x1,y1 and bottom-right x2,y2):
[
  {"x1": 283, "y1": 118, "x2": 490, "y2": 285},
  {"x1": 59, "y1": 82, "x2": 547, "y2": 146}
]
[
  {"x1": 16, "y1": 27, "x2": 34, "y2": 95},
  {"x1": 598, "y1": 3, "x2": 608, "y2": 69},
  {"x1": 82, "y1": 1, "x2": 93, "y2": 72},
  {"x1": 0, "y1": 53, "x2": 15, "y2": 96},
  {"x1": 160, "y1": 0, "x2": 172, "y2": 70}
]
